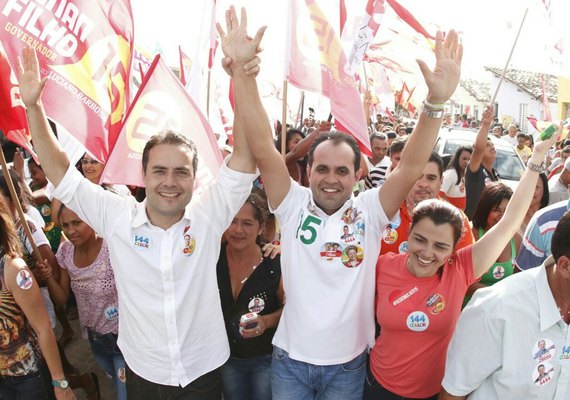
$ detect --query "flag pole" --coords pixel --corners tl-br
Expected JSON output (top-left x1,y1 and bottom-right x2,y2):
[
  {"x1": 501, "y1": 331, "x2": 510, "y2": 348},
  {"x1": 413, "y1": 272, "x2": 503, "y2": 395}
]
[
  {"x1": 362, "y1": 63, "x2": 371, "y2": 130},
  {"x1": 0, "y1": 148, "x2": 42, "y2": 262},
  {"x1": 281, "y1": 80, "x2": 288, "y2": 157},
  {"x1": 490, "y1": 7, "x2": 529, "y2": 105},
  {"x1": 206, "y1": 70, "x2": 212, "y2": 118},
  {"x1": 295, "y1": 91, "x2": 305, "y2": 129}
]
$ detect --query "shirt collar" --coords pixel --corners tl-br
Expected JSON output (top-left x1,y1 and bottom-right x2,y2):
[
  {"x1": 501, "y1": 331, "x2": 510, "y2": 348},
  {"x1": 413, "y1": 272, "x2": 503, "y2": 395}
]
[
  {"x1": 536, "y1": 257, "x2": 562, "y2": 332},
  {"x1": 131, "y1": 200, "x2": 192, "y2": 228},
  {"x1": 307, "y1": 193, "x2": 354, "y2": 219}
]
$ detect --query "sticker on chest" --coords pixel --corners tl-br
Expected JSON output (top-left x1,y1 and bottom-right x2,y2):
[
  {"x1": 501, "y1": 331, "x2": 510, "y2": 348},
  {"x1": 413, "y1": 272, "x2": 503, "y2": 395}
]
[{"x1": 407, "y1": 311, "x2": 429, "y2": 332}]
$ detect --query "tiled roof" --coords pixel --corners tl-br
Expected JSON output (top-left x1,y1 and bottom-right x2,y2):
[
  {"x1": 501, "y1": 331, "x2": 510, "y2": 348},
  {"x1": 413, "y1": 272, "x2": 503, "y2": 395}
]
[
  {"x1": 484, "y1": 67, "x2": 557, "y2": 102},
  {"x1": 459, "y1": 79, "x2": 491, "y2": 102}
]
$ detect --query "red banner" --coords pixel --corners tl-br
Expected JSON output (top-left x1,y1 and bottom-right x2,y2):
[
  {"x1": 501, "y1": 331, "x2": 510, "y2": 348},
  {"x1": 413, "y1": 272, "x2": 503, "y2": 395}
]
[
  {"x1": 100, "y1": 55, "x2": 222, "y2": 194},
  {"x1": 287, "y1": 0, "x2": 371, "y2": 157},
  {"x1": 0, "y1": 0, "x2": 134, "y2": 162},
  {"x1": 0, "y1": 43, "x2": 36, "y2": 160}
]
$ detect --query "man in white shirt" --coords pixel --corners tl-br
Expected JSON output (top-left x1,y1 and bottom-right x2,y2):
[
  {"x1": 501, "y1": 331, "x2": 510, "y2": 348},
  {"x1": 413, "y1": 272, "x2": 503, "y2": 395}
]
[
  {"x1": 548, "y1": 159, "x2": 570, "y2": 205},
  {"x1": 217, "y1": 8, "x2": 462, "y2": 399},
  {"x1": 18, "y1": 47, "x2": 257, "y2": 399},
  {"x1": 501, "y1": 124, "x2": 518, "y2": 146},
  {"x1": 439, "y1": 211, "x2": 570, "y2": 400}
]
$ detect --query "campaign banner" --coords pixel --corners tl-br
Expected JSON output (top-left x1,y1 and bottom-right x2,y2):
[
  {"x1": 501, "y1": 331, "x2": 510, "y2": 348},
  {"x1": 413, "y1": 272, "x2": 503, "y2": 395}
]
[
  {"x1": 0, "y1": 0, "x2": 134, "y2": 162},
  {"x1": 0, "y1": 43, "x2": 36, "y2": 159},
  {"x1": 101, "y1": 55, "x2": 222, "y2": 194}
]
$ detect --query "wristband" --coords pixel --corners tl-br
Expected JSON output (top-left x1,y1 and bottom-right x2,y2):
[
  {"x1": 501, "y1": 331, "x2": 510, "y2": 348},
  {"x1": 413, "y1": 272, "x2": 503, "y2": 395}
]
[
  {"x1": 423, "y1": 99, "x2": 446, "y2": 110},
  {"x1": 527, "y1": 161, "x2": 545, "y2": 173},
  {"x1": 422, "y1": 103, "x2": 444, "y2": 119}
]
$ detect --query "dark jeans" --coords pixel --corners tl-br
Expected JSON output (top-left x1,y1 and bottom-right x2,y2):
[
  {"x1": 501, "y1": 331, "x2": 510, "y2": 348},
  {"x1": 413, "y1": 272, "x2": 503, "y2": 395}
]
[
  {"x1": 363, "y1": 357, "x2": 438, "y2": 400},
  {"x1": 220, "y1": 354, "x2": 271, "y2": 400},
  {"x1": 125, "y1": 365, "x2": 221, "y2": 400},
  {"x1": 0, "y1": 359, "x2": 55, "y2": 400}
]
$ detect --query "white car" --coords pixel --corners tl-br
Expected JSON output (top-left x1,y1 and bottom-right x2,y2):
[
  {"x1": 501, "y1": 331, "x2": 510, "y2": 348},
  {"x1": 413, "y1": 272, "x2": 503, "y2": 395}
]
[{"x1": 434, "y1": 128, "x2": 525, "y2": 190}]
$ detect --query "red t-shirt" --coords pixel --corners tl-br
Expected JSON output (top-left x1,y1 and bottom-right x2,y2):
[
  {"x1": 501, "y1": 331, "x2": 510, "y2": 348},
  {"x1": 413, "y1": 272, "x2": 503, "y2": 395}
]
[{"x1": 371, "y1": 246, "x2": 476, "y2": 398}]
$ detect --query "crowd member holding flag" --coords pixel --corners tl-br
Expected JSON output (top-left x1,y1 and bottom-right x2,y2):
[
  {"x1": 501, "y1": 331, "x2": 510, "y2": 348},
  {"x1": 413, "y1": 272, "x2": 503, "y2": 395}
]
[
  {"x1": 217, "y1": 6, "x2": 462, "y2": 399},
  {"x1": 17, "y1": 45, "x2": 260, "y2": 400}
]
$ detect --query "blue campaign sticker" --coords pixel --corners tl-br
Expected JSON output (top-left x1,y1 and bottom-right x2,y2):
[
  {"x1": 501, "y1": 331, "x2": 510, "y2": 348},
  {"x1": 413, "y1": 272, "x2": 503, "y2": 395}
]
[
  {"x1": 133, "y1": 234, "x2": 150, "y2": 250},
  {"x1": 407, "y1": 311, "x2": 429, "y2": 332},
  {"x1": 104, "y1": 305, "x2": 119, "y2": 321},
  {"x1": 398, "y1": 241, "x2": 409, "y2": 254},
  {"x1": 559, "y1": 345, "x2": 570, "y2": 361}
]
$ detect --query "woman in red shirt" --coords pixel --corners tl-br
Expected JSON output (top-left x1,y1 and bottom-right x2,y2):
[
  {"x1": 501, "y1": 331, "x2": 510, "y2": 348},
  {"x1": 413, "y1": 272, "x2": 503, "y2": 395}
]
[{"x1": 364, "y1": 133, "x2": 556, "y2": 399}]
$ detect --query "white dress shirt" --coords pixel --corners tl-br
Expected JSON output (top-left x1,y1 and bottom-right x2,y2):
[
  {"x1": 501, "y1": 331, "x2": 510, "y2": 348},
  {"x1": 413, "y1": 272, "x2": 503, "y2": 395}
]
[
  {"x1": 443, "y1": 259, "x2": 570, "y2": 399},
  {"x1": 52, "y1": 160, "x2": 257, "y2": 386}
]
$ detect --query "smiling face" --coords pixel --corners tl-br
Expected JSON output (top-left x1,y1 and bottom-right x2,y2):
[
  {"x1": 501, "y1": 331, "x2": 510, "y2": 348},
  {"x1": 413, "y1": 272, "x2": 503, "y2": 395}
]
[
  {"x1": 81, "y1": 154, "x2": 104, "y2": 183},
  {"x1": 28, "y1": 163, "x2": 48, "y2": 189},
  {"x1": 483, "y1": 140, "x2": 497, "y2": 164},
  {"x1": 406, "y1": 162, "x2": 442, "y2": 206},
  {"x1": 143, "y1": 144, "x2": 195, "y2": 229},
  {"x1": 287, "y1": 132, "x2": 303, "y2": 153},
  {"x1": 406, "y1": 217, "x2": 455, "y2": 278},
  {"x1": 59, "y1": 207, "x2": 96, "y2": 248},
  {"x1": 485, "y1": 198, "x2": 509, "y2": 229},
  {"x1": 224, "y1": 203, "x2": 262, "y2": 252},
  {"x1": 370, "y1": 137, "x2": 388, "y2": 165},
  {"x1": 308, "y1": 140, "x2": 361, "y2": 215}
]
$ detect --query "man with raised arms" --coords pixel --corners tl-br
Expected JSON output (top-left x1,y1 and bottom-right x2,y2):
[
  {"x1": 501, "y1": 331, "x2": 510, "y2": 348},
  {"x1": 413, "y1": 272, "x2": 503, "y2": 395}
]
[
  {"x1": 217, "y1": 7, "x2": 462, "y2": 399},
  {"x1": 18, "y1": 46, "x2": 258, "y2": 399}
]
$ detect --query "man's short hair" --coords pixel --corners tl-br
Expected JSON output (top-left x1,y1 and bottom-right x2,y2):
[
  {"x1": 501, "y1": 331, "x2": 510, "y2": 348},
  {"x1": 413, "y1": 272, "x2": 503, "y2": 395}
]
[
  {"x1": 428, "y1": 152, "x2": 445, "y2": 178},
  {"x1": 551, "y1": 211, "x2": 570, "y2": 263},
  {"x1": 307, "y1": 131, "x2": 361, "y2": 172},
  {"x1": 517, "y1": 132, "x2": 528, "y2": 140},
  {"x1": 369, "y1": 132, "x2": 387, "y2": 144},
  {"x1": 142, "y1": 130, "x2": 198, "y2": 175},
  {"x1": 386, "y1": 131, "x2": 397, "y2": 140},
  {"x1": 389, "y1": 137, "x2": 407, "y2": 156}
]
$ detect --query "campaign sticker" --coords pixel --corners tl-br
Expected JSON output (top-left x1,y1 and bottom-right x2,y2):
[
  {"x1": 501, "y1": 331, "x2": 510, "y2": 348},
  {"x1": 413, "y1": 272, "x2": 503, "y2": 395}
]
[
  {"x1": 559, "y1": 345, "x2": 570, "y2": 361},
  {"x1": 182, "y1": 234, "x2": 196, "y2": 256},
  {"x1": 398, "y1": 241, "x2": 409, "y2": 254},
  {"x1": 407, "y1": 311, "x2": 429, "y2": 332},
  {"x1": 104, "y1": 305, "x2": 119, "y2": 321},
  {"x1": 492, "y1": 265, "x2": 505, "y2": 280},
  {"x1": 117, "y1": 368, "x2": 126, "y2": 383},
  {"x1": 341, "y1": 207, "x2": 357, "y2": 224},
  {"x1": 426, "y1": 293, "x2": 446, "y2": 315},
  {"x1": 533, "y1": 339, "x2": 556, "y2": 362},
  {"x1": 340, "y1": 225, "x2": 356, "y2": 244},
  {"x1": 354, "y1": 219, "x2": 365, "y2": 238},
  {"x1": 382, "y1": 225, "x2": 398, "y2": 244},
  {"x1": 341, "y1": 245, "x2": 363, "y2": 268},
  {"x1": 40, "y1": 204, "x2": 51, "y2": 217},
  {"x1": 248, "y1": 297, "x2": 265, "y2": 313},
  {"x1": 16, "y1": 270, "x2": 33, "y2": 290},
  {"x1": 320, "y1": 242, "x2": 343, "y2": 260},
  {"x1": 532, "y1": 362, "x2": 554, "y2": 386},
  {"x1": 390, "y1": 213, "x2": 401, "y2": 229},
  {"x1": 133, "y1": 234, "x2": 150, "y2": 250}
]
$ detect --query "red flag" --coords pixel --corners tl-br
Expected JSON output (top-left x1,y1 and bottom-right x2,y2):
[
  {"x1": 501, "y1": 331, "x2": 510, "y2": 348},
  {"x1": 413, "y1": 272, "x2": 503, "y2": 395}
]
[
  {"x1": 0, "y1": 45, "x2": 36, "y2": 160},
  {"x1": 396, "y1": 82, "x2": 410, "y2": 107},
  {"x1": 0, "y1": 0, "x2": 134, "y2": 162},
  {"x1": 208, "y1": 0, "x2": 218, "y2": 70},
  {"x1": 287, "y1": 0, "x2": 371, "y2": 157},
  {"x1": 527, "y1": 117, "x2": 538, "y2": 131},
  {"x1": 100, "y1": 55, "x2": 222, "y2": 193},
  {"x1": 178, "y1": 46, "x2": 193, "y2": 86},
  {"x1": 385, "y1": 107, "x2": 395, "y2": 123},
  {"x1": 339, "y1": 0, "x2": 347, "y2": 35},
  {"x1": 385, "y1": 0, "x2": 435, "y2": 41}
]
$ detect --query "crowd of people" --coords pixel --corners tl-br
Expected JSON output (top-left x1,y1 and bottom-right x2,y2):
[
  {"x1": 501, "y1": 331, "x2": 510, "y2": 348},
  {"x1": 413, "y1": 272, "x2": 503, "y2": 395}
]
[{"x1": 1, "y1": 6, "x2": 569, "y2": 400}]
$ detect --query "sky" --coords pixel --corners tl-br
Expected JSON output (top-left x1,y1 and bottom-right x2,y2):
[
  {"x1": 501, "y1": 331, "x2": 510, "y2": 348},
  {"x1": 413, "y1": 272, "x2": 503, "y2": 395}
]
[{"x1": 131, "y1": 0, "x2": 570, "y2": 120}]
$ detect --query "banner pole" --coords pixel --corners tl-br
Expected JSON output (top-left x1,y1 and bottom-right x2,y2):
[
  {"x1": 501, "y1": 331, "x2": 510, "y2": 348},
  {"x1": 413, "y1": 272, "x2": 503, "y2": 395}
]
[{"x1": 281, "y1": 80, "x2": 288, "y2": 158}]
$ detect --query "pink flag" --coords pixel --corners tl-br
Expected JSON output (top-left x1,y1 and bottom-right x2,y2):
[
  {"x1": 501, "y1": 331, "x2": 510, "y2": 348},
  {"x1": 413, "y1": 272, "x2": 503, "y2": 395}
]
[
  {"x1": 0, "y1": 0, "x2": 134, "y2": 162},
  {"x1": 287, "y1": 0, "x2": 371, "y2": 157},
  {"x1": 0, "y1": 44, "x2": 36, "y2": 160},
  {"x1": 541, "y1": 74, "x2": 552, "y2": 121},
  {"x1": 339, "y1": 0, "x2": 347, "y2": 35},
  {"x1": 100, "y1": 55, "x2": 222, "y2": 193}
]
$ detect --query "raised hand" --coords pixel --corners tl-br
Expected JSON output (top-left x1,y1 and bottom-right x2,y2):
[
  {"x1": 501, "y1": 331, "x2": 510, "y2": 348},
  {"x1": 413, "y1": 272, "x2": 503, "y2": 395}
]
[
  {"x1": 17, "y1": 46, "x2": 48, "y2": 107},
  {"x1": 417, "y1": 30, "x2": 463, "y2": 104},
  {"x1": 481, "y1": 105, "x2": 494, "y2": 126},
  {"x1": 533, "y1": 124, "x2": 560, "y2": 155},
  {"x1": 217, "y1": 6, "x2": 266, "y2": 72}
]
